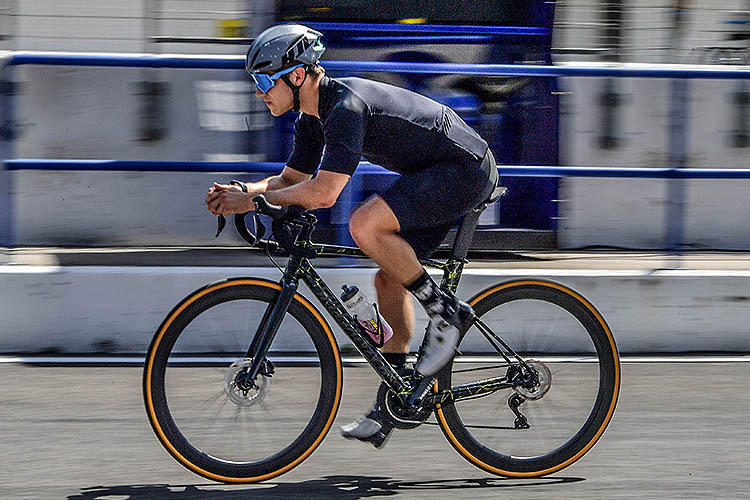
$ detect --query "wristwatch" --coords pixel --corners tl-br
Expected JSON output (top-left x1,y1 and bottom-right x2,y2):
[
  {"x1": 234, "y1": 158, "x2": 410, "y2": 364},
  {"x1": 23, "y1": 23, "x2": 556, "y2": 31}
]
[{"x1": 229, "y1": 180, "x2": 248, "y2": 193}]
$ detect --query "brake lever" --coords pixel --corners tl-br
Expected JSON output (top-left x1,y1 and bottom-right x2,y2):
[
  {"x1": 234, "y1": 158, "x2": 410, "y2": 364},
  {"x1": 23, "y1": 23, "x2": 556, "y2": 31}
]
[
  {"x1": 215, "y1": 215, "x2": 227, "y2": 237},
  {"x1": 253, "y1": 194, "x2": 289, "y2": 220},
  {"x1": 253, "y1": 213, "x2": 266, "y2": 242}
]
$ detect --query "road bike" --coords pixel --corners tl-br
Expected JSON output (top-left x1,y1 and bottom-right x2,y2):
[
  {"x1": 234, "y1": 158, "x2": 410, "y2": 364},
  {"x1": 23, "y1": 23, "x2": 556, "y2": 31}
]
[{"x1": 143, "y1": 187, "x2": 620, "y2": 483}]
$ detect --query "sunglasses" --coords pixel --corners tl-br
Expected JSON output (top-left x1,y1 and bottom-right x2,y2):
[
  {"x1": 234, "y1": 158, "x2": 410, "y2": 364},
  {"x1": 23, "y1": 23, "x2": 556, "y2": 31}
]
[{"x1": 251, "y1": 64, "x2": 304, "y2": 94}]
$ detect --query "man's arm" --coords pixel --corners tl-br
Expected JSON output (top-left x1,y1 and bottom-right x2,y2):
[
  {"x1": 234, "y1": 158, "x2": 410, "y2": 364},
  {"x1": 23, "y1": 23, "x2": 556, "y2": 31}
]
[
  {"x1": 246, "y1": 166, "x2": 313, "y2": 193},
  {"x1": 206, "y1": 168, "x2": 350, "y2": 215},
  {"x1": 263, "y1": 170, "x2": 351, "y2": 210},
  {"x1": 206, "y1": 166, "x2": 310, "y2": 216}
]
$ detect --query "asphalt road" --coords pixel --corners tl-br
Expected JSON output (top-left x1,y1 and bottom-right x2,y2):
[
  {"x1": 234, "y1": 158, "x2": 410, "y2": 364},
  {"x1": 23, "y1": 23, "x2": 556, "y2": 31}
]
[{"x1": 1, "y1": 362, "x2": 748, "y2": 499}]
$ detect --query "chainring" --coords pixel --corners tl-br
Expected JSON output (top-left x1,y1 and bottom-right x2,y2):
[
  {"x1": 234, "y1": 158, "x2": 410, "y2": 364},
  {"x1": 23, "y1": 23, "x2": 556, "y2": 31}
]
[{"x1": 376, "y1": 382, "x2": 432, "y2": 430}]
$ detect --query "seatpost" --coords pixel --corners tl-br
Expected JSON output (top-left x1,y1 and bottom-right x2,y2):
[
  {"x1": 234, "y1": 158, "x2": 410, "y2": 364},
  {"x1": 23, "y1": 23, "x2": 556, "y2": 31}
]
[
  {"x1": 440, "y1": 209, "x2": 482, "y2": 293},
  {"x1": 450, "y1": 207, "x2": 482, "y2": 262}
]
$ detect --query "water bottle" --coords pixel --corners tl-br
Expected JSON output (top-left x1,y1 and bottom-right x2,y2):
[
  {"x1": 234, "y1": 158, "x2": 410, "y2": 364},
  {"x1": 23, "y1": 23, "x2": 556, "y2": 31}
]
[{"x1": 340, "y1": 284, "x2": 393, "y2": 347}]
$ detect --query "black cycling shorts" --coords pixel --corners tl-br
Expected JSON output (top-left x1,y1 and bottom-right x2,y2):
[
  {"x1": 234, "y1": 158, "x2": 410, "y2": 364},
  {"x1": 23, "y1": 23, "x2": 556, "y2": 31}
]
[{"x1": 379, "y1": 150, "x2": 497, "y2": 258}]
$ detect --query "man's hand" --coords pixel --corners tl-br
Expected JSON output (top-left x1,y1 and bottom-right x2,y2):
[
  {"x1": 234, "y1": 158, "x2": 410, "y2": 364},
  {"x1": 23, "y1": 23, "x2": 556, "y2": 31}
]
[{"x1": 206, "y1": 182, "x2": 255, "y2": 216}]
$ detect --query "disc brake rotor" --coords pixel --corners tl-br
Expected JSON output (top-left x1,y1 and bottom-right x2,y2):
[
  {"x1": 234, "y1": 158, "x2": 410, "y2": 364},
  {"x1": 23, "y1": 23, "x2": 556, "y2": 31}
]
[
  {"x1": 514, "y1": 360, "x2": 552, "y2": 400},
  {"x1": 223, "y1": 358, "x2": 271, "y2": 407}
]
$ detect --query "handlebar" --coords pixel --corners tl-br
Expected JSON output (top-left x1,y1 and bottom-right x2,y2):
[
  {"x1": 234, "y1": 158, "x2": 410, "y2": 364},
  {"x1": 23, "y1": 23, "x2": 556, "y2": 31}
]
[
  {"x1": 214, "y1": 194, "x2": 316, "y2": 258},
  {"x1": 252, "y1": 194, "x2": 288, "y2": 220}
]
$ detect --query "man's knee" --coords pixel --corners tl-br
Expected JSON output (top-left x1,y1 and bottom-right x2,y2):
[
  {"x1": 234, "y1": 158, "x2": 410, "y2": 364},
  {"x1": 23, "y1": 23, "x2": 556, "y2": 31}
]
[
  {"x1": 348, "y1": 214, "x2": 373, "y2": 251},
  {"x1": 349, "y1": 196, "x2": 398, "y2": 247},
  {"x1": 348, "y1": 206, "x2": 370, "y2": 244},
  {"x1": 374, "y1": 269, "x2": 401, "y2": 295}
]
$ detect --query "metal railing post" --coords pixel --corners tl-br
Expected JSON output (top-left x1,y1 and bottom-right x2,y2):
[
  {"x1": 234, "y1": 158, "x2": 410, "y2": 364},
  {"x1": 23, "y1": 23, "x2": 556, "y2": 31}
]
[
  {"x1": 665, "y1": 77, "x2": 690, "y2": 268},
  {"x1": 0, "y1": 4, "x2": 14, "y2": 262},
  {"x1": 0, "y1": 53, "x2": 14, "y2": 255}
]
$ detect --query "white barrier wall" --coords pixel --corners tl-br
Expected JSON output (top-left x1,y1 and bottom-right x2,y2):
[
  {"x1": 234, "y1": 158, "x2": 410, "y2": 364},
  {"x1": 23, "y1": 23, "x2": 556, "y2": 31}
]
[{"x1": 3, "y1": 266, "x2": 750, "y2": 354}]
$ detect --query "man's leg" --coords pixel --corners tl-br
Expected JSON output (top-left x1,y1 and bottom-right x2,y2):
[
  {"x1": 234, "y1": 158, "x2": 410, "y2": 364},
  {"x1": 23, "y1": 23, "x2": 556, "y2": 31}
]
[
  {"x1": 340, "y1": 196, "x2": 420, "y2": 448},
  {"x1": 374, "y1": 269, "x2": 414, "y2": 355},
  {"x1": 349, "y1": 195, "x2": 423, "y2": 285},
  {"x1": 341, "y1": 193, "x2": 474, "y2": 447},
  {"x1": 350, "y1": 196, "x2": 419, "y2": 358},
  {"x1": 349, "y1": 195, "x2": 471, "y2": 375}
]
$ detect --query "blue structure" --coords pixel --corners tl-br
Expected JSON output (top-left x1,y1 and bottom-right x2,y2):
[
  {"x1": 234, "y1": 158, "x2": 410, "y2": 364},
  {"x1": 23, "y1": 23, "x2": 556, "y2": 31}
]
[
  {"x1": 278, "y1": 1, "x2": 559, "y2": 231},
  {"x1": 1, "y1": 51, "x2": 749, "y2": 253}
]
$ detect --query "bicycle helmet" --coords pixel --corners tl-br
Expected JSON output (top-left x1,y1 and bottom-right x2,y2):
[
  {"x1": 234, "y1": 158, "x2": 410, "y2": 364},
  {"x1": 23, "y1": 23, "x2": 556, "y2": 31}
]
[{"x1": 245, "y1": 24, "x2": 325, "y2": 112}]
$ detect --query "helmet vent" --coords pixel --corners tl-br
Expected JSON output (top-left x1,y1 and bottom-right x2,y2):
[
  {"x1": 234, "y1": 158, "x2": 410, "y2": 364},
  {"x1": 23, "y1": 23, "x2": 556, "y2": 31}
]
[{"x1": 282, "y1": 35, "x2": 311, "y2": 67}]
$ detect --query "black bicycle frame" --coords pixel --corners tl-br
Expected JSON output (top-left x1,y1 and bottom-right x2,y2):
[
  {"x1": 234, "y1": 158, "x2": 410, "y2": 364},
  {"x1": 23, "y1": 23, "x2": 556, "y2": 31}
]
[
  {"x1": 245, "y1": 214, "x2": 518, "y2": 408},
  {"x1": 311, "y1": 241, "x2": 468, "y2": 293}
]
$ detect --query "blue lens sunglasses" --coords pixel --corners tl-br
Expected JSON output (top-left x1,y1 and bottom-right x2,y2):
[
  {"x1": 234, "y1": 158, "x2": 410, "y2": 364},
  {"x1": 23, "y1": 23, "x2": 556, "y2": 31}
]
[{"x1": 251, "y1": 64, "x2": 304, "y2": 93}]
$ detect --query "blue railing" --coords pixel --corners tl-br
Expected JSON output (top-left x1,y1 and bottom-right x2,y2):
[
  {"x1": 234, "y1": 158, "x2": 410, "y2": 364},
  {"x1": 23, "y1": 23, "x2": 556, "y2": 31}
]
[
  {"x1": 7, "y1": 159, "x2": 750, "y2": 180},
  {"x1": 302, "y1": 22, "x2": 551, "y2": 45},
  {"x1": 5, "y1": 53, "x2": 750, "y2": 79},
  {"x1": 1, "y1": 52, "x2": 750, "y2": 251},
  {"x1": 303, "y1": 22, "x2": 552, "y2": 36}
]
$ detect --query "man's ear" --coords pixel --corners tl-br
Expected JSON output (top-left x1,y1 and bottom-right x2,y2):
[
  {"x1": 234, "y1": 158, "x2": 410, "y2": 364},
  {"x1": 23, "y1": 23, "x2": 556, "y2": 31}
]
[{"x1": 293, "y1": 66, "x2": 307, "y2": 86}]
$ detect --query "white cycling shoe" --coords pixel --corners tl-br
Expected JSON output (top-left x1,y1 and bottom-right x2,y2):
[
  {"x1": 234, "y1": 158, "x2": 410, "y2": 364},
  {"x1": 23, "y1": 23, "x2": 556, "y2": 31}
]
[
  {"x1": 341, "y1": 363, "x2": 414, "y2": 448},
  {"x1": 340, "y1": 406, "x2": 391, "y2": 448},
  {"x1": 416, "y1": 301, "x2": 473, "y2": 376}
]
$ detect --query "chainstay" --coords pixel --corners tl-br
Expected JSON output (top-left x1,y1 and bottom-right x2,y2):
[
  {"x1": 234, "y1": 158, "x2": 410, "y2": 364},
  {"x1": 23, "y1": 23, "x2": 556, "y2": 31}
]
[{"x1": 422, "y1": 375, "x2": 513, "y2": 408}]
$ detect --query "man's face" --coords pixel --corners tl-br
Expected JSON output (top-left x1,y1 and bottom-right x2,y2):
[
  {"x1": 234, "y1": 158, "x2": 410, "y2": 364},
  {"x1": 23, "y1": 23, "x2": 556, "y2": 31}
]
[
  {"x1": 253, "y1": 67, "x2": 304, "y2": 117},
  {"x1": 255, "y1": 78, "x2": 291, "y2": 116}
]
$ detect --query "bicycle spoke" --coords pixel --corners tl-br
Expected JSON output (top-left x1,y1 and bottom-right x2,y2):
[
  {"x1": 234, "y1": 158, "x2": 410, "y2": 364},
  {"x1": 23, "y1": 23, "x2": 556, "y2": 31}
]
[
  {"x1": 162, "y1": 298, "x2": 324, "y2": 463},
  {"x1": 444, "y1": 292, "x2": 606, "y2": 461}
]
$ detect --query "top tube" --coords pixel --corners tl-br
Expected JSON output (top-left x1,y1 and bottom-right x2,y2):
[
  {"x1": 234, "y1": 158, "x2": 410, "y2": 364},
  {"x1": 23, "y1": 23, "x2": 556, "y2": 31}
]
[{"x1": 310, "y1": 241, "x2": 454, "y2": 270}]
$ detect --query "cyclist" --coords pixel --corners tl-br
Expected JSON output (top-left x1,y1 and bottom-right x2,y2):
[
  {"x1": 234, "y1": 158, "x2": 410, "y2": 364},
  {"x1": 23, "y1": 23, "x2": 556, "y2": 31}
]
[{"x1": 206, "y1": 23, "x2": 498, "y2": 448}]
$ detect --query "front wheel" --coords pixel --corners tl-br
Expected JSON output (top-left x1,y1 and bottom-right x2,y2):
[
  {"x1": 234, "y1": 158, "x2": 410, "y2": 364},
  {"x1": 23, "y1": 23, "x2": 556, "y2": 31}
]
[
  {"x1": 435, "y1": 279, "x2": 620, "y2": 477},
  {"x1": 143, "y1": 278, "x2": 343, "y2": 483}
]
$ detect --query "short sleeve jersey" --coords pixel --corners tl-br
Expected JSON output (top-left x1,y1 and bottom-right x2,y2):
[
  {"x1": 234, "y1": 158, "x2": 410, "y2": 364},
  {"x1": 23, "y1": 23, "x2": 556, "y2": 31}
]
[{"x1": 286, "y1": 76, "x2": 488, "y2": 177}]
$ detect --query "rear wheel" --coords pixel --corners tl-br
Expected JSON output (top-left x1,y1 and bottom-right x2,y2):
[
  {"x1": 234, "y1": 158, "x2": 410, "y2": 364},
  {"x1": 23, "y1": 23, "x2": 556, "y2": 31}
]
[
  {"x1": 436, "y1": 279, "x2": 620, "y2": 477},
  {"x1": 143, "y1": 278, "x2": 342, "y2": 483}
]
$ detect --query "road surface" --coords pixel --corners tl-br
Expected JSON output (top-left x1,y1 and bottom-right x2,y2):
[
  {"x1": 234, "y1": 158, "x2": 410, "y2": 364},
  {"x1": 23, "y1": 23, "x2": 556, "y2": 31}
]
[{"x1": 1, "y1": 361, "x2": 748, "y2": 499}]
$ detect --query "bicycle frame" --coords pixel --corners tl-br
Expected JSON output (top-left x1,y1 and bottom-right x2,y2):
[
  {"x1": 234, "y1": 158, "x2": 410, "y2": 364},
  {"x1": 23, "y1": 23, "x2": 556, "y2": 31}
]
[{"x1": 244, "y1": 214, "x2": 523, "y2": 409}]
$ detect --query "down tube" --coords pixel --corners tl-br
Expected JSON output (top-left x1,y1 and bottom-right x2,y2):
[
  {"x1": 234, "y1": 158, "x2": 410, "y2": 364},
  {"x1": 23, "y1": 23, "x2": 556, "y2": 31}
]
[{"x1": 299, "y1": 264, "x2": 411, "y2": 394}]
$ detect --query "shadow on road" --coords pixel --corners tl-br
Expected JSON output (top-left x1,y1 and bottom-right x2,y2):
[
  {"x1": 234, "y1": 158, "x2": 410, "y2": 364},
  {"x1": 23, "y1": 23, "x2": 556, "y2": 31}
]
[{"x1": 69, "y1": 475, "x2": 585, "y2": 499}]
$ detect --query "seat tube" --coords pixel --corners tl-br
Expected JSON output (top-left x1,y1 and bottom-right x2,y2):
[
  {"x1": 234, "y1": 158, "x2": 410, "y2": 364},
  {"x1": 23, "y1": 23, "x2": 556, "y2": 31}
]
[
  {"x1": 245, "y1": 276, "x2": 298, "y2": 380},
  {"x1": 440, "y1": 259, "x2": 465, "y2": 294}
]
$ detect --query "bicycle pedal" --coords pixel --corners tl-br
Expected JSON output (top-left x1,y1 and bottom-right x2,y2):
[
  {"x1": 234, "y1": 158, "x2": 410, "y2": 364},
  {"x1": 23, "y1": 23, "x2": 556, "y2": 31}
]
[
  {"x1": 363, "y1": 428, "x2": 391, "y2": 449},
  {"x1": 343, "y1": 426, "x2": 392, "y2": 449}
]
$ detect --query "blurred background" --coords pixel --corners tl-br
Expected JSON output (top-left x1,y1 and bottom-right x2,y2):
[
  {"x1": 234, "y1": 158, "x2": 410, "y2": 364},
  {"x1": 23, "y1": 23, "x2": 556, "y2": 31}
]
[
  {"x1": 2, "y1": 5, "x2": 750, "y2": 497},
  {"x1": 0, "y1": 0, "x2": 746, "y2": 250},
  {"x1": 1, "y1": 1, "x2": 750, "y2": 355}
]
